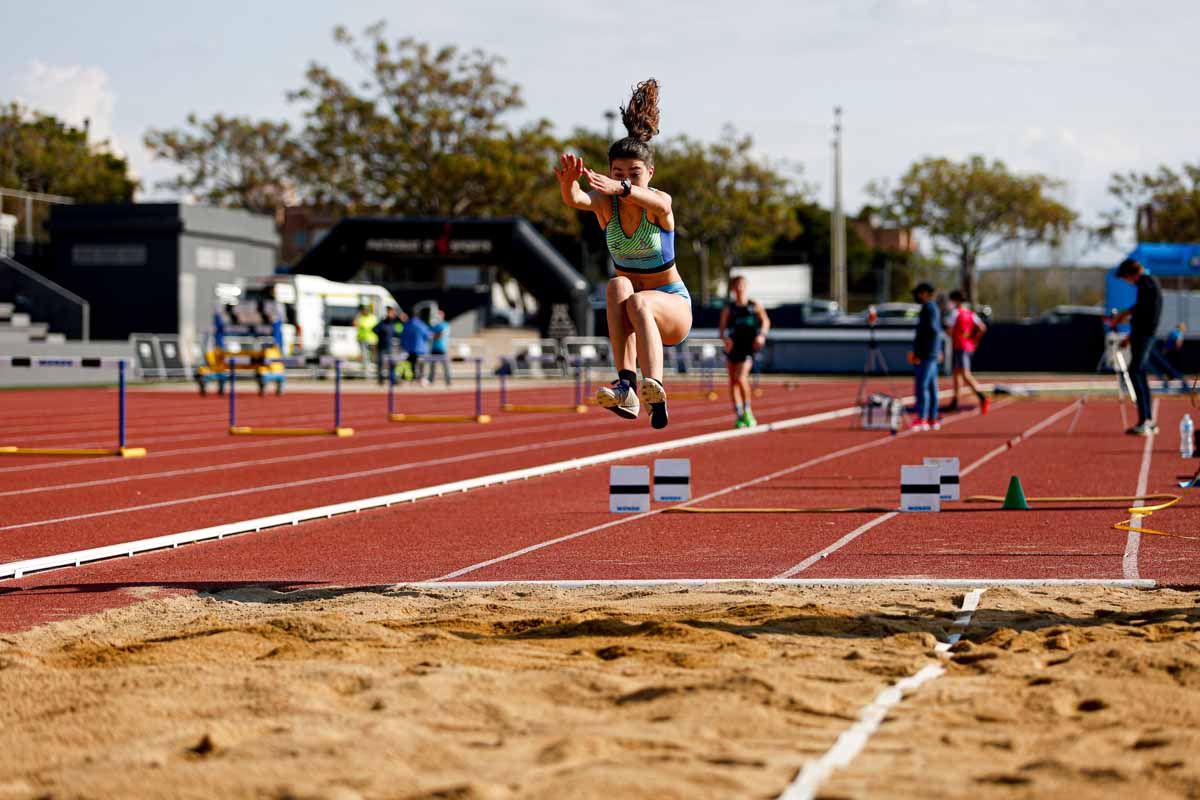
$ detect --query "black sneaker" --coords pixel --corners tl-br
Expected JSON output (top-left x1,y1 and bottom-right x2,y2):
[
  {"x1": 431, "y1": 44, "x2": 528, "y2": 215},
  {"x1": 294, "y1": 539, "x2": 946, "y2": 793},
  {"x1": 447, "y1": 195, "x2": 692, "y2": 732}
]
[{"x1": 639, "y1": 377, "x2": 669, "y2": 429}]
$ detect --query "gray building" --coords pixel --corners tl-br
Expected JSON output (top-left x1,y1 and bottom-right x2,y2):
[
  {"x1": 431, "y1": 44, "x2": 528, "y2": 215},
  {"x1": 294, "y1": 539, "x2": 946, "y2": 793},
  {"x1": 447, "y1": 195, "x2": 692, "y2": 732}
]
[{"x1": 47, "y1": 204, "x2": 279, "y2": 356}]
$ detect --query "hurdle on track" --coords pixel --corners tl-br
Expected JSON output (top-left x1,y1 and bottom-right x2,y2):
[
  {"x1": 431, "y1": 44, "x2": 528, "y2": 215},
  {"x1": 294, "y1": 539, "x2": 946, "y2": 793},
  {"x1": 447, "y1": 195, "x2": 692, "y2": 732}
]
[
  {"x1": 0, "y1": 356, "x2": 147, "y2": 457},
  {"x1": 228, "y1": 357, "x2": 354, "y2": 437},
  {"x1": 499, "y1": 359, "x2": 588, "y2": 414},
  {"x1": 388, "y1": 356, "x2": 491, "y2": 423},
  {"x1": 669, "y1": 341, "x2": 721, "y2": 401}
]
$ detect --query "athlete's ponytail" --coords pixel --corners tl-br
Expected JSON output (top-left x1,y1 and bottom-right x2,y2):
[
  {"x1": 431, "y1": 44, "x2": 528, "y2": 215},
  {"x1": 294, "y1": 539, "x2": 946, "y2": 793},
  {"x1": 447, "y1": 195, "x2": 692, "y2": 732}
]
[{"x1": 609, "y1": 78, "x2": 660, "y2": 165}]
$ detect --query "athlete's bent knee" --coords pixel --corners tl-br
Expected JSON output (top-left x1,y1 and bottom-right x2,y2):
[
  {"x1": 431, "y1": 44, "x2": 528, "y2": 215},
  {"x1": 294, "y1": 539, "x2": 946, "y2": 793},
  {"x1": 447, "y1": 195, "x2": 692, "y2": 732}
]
[{"x1": 607, "y1": 276, "x2": 634, "y2": 301}]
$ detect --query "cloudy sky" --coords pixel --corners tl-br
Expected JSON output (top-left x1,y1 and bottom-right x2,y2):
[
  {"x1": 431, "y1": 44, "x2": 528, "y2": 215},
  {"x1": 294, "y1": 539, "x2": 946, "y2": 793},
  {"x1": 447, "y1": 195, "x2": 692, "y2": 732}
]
[{"x1": 2, "y1": 0, "x2": 1197, "y2": 262}]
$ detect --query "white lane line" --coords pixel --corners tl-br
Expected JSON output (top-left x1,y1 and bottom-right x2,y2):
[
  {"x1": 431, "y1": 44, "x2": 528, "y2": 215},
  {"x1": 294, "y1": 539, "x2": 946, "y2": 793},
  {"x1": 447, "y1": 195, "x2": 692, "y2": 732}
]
[
  {"x1": 405, "y1": 579, "x2": 1152, "y2": 589},
  {"x1": 428, "y1": 397, "x2": 999, "y2": 582},
  {"x1": 1123, "y1": 398, "x2": 1159, "y2": 581},
  {"x1": 0, "y1": 395, "x2": 837, "y2": 524},
  {"x1": 773, "y1": 400, "x2": 1081, "y2": 578},
  {"x1": 0, "y1": 402, "x2": 868, "y2": 580},
  {"x1": 0, "y1": 388, "x2": 846, "y2": 478},
  {"x1": 776, "y1": 588, "x2": 986, "y2": 800},
  {"x1": 0, "y1": 392, "x2": 832, "y2": 498}
]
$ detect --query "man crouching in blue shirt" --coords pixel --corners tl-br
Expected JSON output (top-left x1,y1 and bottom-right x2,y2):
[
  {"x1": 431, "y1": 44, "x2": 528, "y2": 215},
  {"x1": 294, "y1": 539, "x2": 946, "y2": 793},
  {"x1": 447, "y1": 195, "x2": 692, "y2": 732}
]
[{"x1": 907, "y1": 282, "x2": 942, "y2": 431}]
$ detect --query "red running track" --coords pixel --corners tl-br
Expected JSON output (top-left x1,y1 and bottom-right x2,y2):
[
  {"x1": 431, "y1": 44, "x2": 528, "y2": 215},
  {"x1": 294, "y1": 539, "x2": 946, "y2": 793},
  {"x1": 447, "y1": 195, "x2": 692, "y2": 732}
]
[{"x1": 1, "y1": 385, "x2": 1197, "y2": 632}]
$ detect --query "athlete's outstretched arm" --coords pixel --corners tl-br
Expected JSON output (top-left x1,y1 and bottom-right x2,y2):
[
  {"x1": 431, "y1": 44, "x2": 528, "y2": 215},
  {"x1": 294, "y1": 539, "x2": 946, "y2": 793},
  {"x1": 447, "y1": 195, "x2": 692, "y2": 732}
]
[{"x1": 555, "y1": 154, "x2": 601, "y2": 212}]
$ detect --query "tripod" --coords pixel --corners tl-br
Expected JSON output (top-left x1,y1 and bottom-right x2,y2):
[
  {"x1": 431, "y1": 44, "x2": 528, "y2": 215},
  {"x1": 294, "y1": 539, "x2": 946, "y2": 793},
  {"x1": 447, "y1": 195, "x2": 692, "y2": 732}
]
[
  {"x1": 1070, "y1": 331, "x2": 1137, "y2": 434},
  {"x1": 856, "y1": 322, "x2": 901, "y2": 430}
]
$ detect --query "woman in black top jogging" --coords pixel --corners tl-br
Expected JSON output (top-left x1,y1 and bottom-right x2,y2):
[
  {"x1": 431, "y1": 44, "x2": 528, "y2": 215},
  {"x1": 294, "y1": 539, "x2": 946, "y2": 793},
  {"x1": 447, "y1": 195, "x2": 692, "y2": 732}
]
[{"x1": 718, "y1": 275, "x2": 770, "y2": 428}]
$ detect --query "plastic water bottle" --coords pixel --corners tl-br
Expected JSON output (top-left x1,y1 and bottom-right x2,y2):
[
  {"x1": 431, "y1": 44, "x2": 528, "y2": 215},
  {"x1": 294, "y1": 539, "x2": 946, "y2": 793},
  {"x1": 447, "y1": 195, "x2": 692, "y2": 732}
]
[{"x1": 1181, "y1": 415, "x2": 1195, "y2": 458}]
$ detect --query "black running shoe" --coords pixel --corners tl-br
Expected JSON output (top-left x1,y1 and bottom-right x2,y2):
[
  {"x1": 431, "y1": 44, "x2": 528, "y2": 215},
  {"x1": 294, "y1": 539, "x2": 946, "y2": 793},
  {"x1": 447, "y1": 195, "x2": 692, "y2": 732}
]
[{"x1": 639, "y1": 377, "x2": 669, "y2": 429}]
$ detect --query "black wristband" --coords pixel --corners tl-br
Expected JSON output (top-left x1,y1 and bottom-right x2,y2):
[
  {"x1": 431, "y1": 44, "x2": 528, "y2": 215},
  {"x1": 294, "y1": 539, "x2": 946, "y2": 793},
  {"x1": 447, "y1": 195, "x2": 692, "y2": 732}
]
[{"x1": 620, "y1": 179, "x2": 632, "y2": 197}]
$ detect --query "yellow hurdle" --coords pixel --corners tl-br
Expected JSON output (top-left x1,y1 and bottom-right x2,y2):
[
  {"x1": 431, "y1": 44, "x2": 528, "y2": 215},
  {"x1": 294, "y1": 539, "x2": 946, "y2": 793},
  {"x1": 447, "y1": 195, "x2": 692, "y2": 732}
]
[
  {"x1": 501, "y1": 404, "x2": 588, "y2": 414},
  {"x1": 388, "y1": 414, "x2": 492, "y2": 424},
  {"x1": 671, "y1": 390, "x2": 720, "y2": 401},
  {"x1": 0, "y1": 445, "x2": 147, "y2": 458},
  {"x1": 229, "y1": 426, "x2": 355, "y2": 437}
]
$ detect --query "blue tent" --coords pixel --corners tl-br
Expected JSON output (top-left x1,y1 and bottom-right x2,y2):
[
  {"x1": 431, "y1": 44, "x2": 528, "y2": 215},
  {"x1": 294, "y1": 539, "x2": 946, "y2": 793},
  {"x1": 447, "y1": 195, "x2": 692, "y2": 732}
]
[{"x1": 1126, "y1": 242, "x2": 1200, "y2": 277}]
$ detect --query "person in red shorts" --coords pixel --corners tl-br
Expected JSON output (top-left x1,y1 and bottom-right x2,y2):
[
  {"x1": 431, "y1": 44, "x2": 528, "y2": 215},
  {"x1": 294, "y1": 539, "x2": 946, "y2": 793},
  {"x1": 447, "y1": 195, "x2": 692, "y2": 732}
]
[{"x1": 944, "y1": 289, "x2": 990, "y2": 414}]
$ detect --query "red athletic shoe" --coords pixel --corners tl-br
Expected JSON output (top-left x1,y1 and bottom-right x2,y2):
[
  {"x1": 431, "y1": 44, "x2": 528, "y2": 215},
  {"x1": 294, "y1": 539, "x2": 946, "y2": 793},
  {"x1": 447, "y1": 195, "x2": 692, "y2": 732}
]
[
  {"x1": 908, "y1": 419, "x2": 930, "y2": 432},
  {"x1": 980, "y1": 396, "x2": 991, "y2": 415}
]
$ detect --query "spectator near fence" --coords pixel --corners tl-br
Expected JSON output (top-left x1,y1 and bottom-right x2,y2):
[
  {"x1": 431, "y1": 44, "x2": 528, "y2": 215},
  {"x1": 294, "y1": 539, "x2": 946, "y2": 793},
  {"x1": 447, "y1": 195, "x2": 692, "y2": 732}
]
[
  {"x1": 400, "y1": 311, "x2": 433, "y2": 382},
  {"x1": 354, "y1": 305, "x2": 379, "y2": 378},
  {"x1": 907, "y1": 282, "x2": 942, "y2": 431},
  {"x1": 1110, "y1": 258, "x2": 1162, "y2": 436},
  {"x1": 372, "y1": 307, "x2": 403, "y2": 386},
  {"x1": 427, "y1": 309, "x2": 452, "y2": 386}
]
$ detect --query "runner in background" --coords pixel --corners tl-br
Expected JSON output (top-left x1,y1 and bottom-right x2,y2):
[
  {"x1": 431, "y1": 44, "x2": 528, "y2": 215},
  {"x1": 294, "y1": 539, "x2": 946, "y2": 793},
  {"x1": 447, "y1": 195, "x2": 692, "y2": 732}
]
[
  {"x1": 719, "y1": 275, "x2": 770, "y2": 428},
  {"x1": 944, "y1": 289, "x2": 990, "y2": 414}
]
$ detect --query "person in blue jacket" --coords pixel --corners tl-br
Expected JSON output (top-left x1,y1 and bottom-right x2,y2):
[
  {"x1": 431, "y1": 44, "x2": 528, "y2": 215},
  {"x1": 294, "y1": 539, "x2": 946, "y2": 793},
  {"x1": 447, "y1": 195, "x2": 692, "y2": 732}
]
[
  {"x1": 907, "y1": 282, "x2": 942, "y2": 431},
  {"x1": 399, "y1": 310, "x2": 433, "y2": 382}
]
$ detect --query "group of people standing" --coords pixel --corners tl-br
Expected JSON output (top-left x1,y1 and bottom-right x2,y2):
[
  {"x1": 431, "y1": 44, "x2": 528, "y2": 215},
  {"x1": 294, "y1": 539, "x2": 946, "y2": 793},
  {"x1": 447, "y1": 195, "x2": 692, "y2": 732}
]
[
  {"x1": 353, "y1": 305, "x2": 452, "y2": 386},
  {"x1": 908, "y1": 283, "x2": 991, "y2": 431}
]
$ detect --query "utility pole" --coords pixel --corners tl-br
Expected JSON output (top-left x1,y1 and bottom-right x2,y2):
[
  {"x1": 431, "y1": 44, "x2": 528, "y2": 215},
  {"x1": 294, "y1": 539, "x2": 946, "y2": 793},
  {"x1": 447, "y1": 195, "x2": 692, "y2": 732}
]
[
  {"x1": 831, "y1": 107, "x2": 847, "y2": 311},
  {"x1": 604, "y1": 110, "x2": 617, "y2": 142}
]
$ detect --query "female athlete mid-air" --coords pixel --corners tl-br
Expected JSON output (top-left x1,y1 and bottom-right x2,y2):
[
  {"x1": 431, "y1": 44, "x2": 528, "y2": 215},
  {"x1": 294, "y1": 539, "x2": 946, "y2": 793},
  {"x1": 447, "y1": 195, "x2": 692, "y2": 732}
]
[{"x1": 555, "y1": 78, "x2": 692, "y2": 429}]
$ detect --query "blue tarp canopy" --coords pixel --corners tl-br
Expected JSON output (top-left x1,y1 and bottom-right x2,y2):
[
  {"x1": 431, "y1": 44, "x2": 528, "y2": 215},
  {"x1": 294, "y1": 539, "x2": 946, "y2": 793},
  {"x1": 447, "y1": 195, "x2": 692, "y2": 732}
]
[{"x1": 1126, "y1": 242, "x2": 1200, "y2": 277}]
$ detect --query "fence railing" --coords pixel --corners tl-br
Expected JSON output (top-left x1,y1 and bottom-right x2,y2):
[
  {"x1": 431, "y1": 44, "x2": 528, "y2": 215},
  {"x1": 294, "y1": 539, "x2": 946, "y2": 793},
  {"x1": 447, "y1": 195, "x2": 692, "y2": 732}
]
[{"x1": 0, "y1": 255, "x2": 90, "y2": 341}]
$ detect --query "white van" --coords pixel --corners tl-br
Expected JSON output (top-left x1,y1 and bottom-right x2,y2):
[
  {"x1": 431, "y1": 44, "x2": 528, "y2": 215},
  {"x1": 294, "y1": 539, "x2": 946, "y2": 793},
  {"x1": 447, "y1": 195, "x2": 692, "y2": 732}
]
[{"x1": 221, "y1": 275, "x2": 399, "y2": 360}]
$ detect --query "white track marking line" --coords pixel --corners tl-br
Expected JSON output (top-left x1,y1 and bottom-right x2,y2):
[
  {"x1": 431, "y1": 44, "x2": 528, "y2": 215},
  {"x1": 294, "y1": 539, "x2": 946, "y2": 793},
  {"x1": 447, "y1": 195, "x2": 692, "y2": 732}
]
[
  {"x1": 428, "y1": 432, "x2": 916, "y2": 582},
  {"x1": 0, "y1": 395, "x2": 838, "y2": 522},
  {"x1": 1123, "y1": 398, "x2": 1159, "y2": 580},
  {"x1": 428, "y1": 399, "x2": 1003, "y2": 582},
  {"x1": 0, "y1": 393, "x2": 832, "y2": 498},
  {"x1": 773, "y1": 400, "x2": 1080, "y2": 578},
  {"x1": 776, "y1": 588, "x2": 986, "y2": 800},
  {"x1": 0, "y1": 389, "x2": 846, "y2": 478},
  {"x1": 0, "y1": 401, "x2": 872, "y2": 580},
  {"x1": 406, "y1": 579, "x2": 1152, "y2": 589}
]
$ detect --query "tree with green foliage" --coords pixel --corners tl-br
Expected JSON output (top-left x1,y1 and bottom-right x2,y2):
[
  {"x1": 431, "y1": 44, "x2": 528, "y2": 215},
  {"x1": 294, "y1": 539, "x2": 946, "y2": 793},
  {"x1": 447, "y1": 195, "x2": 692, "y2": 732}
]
[
  {"x1": 144, "y1": 115, "x2": 300, "y2": 213},
  {"x1": 288, "y1": 23, "x2": 567, "y2": 228},
  {"x1": 870, "y1": 156, "x2": 1076, "y2": 302},
  {"x1": 1101, "y1": 162, "x2": 1200, "y2": 243},
  {"x1": 0, "y1": 101, "x2": 136, "y2": 202}
]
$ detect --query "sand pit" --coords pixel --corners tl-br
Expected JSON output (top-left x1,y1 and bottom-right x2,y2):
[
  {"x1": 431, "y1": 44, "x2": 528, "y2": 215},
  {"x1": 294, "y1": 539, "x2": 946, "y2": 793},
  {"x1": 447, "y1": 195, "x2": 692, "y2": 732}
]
[{"x1": 1, "y1": 583, "x2": 1199, "y2": 799}]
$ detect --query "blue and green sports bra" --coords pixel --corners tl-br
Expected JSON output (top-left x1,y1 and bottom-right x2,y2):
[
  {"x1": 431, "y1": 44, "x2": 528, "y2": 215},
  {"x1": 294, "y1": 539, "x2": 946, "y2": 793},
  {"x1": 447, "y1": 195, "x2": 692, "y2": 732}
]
[{"x1": 605, "y1": 196, "x2": 676, "y2": 274}]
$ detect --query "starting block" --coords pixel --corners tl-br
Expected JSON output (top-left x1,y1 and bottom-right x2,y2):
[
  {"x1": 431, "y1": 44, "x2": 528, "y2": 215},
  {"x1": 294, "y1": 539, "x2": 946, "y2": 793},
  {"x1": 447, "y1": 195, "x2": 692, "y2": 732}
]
[
  {"x1": 900, "y1": 465, "x2": 941, "y2": 512},
  {"x1": 610, "y1": 466, "x2": 651, "y2": 513},
  {"x1": 653, "y1": 459, "x2": 691, "y2": 502},
  {"x1": 923, "y1": 457, "x2": 961, "y2": 501}
]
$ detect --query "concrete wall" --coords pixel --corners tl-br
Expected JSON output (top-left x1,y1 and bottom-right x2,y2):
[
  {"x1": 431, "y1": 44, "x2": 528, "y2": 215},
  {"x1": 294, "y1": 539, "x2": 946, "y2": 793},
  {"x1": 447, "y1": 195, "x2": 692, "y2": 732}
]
[{"x1": 0, "y1": 340, "x2": 136, "y2": 387}]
